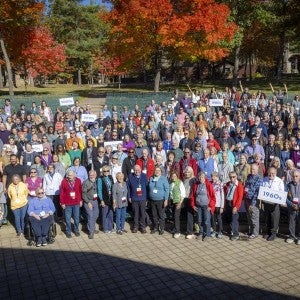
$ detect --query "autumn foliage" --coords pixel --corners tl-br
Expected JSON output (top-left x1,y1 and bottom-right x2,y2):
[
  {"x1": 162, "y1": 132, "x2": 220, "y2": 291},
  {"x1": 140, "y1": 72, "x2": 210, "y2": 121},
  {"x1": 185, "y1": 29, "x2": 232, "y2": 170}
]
[
  {"x1": 21, "y1": 27, "x2": 66, "y2": 78},
  {"x1": 102, "y1": 0, "x2": 237, "y2": 64}
]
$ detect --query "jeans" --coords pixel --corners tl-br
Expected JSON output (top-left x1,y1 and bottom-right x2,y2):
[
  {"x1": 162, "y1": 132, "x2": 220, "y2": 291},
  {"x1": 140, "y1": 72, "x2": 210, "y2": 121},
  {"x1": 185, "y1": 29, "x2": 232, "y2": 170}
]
[
  {"x1": 264, "y1": 203, "x2": 280, "y2": 236},
  {"x1": 245, "y1": 201, "x2": 260, "y2": 236},
  {"x1": 132, "y1": 200, "x2": 146, "y2": 230},
  {"x1": 101, "y1": 205, "x2": 114, "y2": 232},
  {"x1": 223, "y1": 201, "x2": 239, "y2": 237},
  {"x1": 173, "y1": 202, "x2": 182, "y2": 234},
  {"x1": 29, "y1": 215, "x2": 53, "y2": 244},
  {"x1": 84, "y1": 201, "x2": 99, "y2": 234},
  {"x1": 12, "y1": 204, "x2": 28, "y2": 233},
  {"x1": 151, "y1": 200, "x2": 165, "y2": 231},
  {"x1": 288, "y1": 208, "x2": 300, "y2": 239},
  {"x1": 197, "y1": 205, "x2": 211, "y2": 237},
  {"x1": 64, "y1": 205, "x2": 80, "y2": 235},
  {"x1": 115, "y1": 207, "x2": 127, "y2": 231},
  {"x1": 212, "y1": 207, "x2": 223, "y2": 234}
]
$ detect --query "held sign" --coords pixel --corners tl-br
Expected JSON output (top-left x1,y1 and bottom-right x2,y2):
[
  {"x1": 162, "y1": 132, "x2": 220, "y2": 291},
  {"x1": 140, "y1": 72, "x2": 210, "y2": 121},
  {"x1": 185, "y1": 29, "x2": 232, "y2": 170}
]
[
  {"x1": 59, "y1": 97, "x2": 74, "y2": 106},
  {"x1": 209, "y1": 98, "x2": 224, "y2": 107},
  {"x1": 258, "y1": 186, "x2": 287, "y2": 205},
  {"x1": 81, "y1": 114, "x2": 97, "y2": 122}
]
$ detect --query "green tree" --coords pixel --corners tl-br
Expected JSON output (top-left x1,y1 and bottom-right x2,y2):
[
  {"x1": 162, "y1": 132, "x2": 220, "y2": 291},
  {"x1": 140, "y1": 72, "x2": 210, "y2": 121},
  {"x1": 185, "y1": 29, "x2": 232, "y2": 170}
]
[{"x1": 47, "y1": 0, "x2": 108, "y2": 84}]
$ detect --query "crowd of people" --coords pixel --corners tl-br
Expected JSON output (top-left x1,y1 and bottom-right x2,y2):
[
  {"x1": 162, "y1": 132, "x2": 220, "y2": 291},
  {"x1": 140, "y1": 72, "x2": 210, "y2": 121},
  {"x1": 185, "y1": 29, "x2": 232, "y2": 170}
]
[{"x1": 0, "y1": 86, "x2": 300, "y2": 246}]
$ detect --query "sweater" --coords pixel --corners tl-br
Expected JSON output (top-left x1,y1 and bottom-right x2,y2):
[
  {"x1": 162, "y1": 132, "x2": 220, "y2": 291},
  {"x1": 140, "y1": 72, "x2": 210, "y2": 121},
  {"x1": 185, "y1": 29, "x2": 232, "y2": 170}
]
[
  {"x1": 59, "y1": 178, "x2": 82, "y2": 206},
  {"x1": 127, "y1": 173, "x2": 148, "y2": 201},
  {"x1": 148, "y1": 175, "x2": 169, "y2": 201}
]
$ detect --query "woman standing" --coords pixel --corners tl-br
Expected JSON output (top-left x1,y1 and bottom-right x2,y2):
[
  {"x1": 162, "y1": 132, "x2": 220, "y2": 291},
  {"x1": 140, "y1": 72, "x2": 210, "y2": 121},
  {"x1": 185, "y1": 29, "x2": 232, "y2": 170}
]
[
  {"x1": 25, "y1": 168, "x2": 43, "y2": 199},
  {"x1": 169, "y1": 172, "x2": 185, "y2": 238},
  {"x1": 148, "y1": 167, "x2": 169, "y2": 235},
  {"x1": 234, "y1": 154, "x2": 250, "y2": 184},
  {"x1": 112, "y1": 172, "x2": 128, "y2": 235},
  {"x1": 68, "y1": 158, "x2": 88, "y2": 183},
  {"x1": 68, "y1": 141, "x2": 82, "y2": 163},
  {"x1": 31, "y1": 156, "x2": 46, "y2": 178},
  {"x1": 164, "y1": 151, "x2": 180, "y2": 180},
  {"x1": 7, "y1": 174, "x2": 29, "y2": 236},
  {"x1": 56, "y1": 144, "x2": 71, "y2": 170}
]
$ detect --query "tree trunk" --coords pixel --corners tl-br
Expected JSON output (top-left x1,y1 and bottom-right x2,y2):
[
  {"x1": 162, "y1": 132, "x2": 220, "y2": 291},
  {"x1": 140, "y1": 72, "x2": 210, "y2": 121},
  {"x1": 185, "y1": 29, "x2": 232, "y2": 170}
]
[
  {"x1": 0, "y1": 38, "x2": 14, "y2": 96},
  {"x1": 276, "y1": 32, "x2": 285, "y2": 81},
  {"x1": 118, "y1": 75, "x2": 121, "y2": 89},
  {"x1": 0, "y1": 64, "x2": 3, "y2": 88},
  {"x1": 249, "y1": 54, "x2": 253, "y2": 81},
  {"x1": 154, "y1": 50, "x2": 162, "y2": 92},
  {"x1": 233, "y1": 46, "x2": 240, "y2": 87},
  {"x1": 78, "y1": 69, "x2": 82, "y2": 85}
]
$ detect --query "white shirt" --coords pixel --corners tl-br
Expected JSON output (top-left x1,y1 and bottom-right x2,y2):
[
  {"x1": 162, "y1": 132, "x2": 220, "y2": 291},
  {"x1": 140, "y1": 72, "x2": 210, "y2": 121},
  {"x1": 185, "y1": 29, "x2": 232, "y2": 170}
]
[{"x1": 262, "y1": 176, "x2": 285, "y2": 192}]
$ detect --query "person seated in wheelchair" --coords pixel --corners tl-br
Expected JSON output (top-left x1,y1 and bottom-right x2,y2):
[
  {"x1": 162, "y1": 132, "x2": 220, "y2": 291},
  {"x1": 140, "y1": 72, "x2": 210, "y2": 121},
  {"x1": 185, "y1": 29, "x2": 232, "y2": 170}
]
[{"x1": 27, "y1": 187, "x2": 55, "y2": 247}]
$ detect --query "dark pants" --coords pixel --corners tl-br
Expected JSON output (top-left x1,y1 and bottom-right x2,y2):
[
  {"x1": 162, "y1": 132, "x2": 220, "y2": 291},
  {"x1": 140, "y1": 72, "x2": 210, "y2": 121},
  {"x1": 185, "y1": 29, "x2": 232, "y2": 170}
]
[
  {"x1": 212, "y1": 207, "x2": 223, "y2": 234},
  {"x1": 101, "y1": 205, "x2": 114, "y2": 232},
  {"x1": 84, "y1": 201, "x2": 99, "y2": 234},
  {"x1": 151, "y1": 200, "x2": 165, "y2": 231},
  {"x1": 29, "y1": 215, "x2": 53, "y2": 244},
  {"x1": 173, "y1": 202, "x2": 182, "y2": 234},
  {"x1": 288, "y1": 209, "x2": 300, "y2": 239},
  {"x1": 48, "y1": 195, "x2": 63, "y2": 218},
  {"x1": 197, "y1": 205, "x2": 211, "y2": 237},
  {"x1": 223, "y1": 201, "x2": 239, "y2": 237},
  {"x1": 132, "y1": 200, "x2": 146, "y2": 230},
  {"x1": 264, "y1": 203, "x2": 280, "y2": 236}
]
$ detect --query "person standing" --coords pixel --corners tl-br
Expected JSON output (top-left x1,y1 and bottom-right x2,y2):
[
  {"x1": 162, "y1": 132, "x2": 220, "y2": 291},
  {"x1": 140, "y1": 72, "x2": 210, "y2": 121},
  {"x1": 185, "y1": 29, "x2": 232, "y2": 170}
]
[
  {"x1": 112, "y1": 172, "x2": 128, "y2": 235},
  {"x1": 82, "y1": 170, "x2": 99, "y2": 239},
  {"x1": 223, "y1": 171, "x2": 244, "y2": 240},
  {"x1": 261, "y1": 167, "x2": 285, "y2": 241},
  {"x1": 148, "y1": 167, "x2": 169, "y2": 235},
  {"x1": 286, "y1": 169, "x2": 300, "y2": 244},
  {"x1": 127, "y1": 165, "x2": 148, "y2": 233},
  {"x1": 244, "y1": 164, "x2": 263, "y2": 239},
  {"x1": 7, "y1": 174, "x2": 29, "y2": 236},
  {"x1": 97, "y1": 166, "x2": 115, "y2": 234},
  {"x1": 60, "y1": 170, "x2": 82, "y2": 238}
]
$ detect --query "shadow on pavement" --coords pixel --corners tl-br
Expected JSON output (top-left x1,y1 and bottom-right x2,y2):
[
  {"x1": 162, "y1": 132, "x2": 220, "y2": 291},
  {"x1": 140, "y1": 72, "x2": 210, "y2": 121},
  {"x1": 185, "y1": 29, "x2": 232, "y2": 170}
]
[{"x1": 0, "y1": 247, "x2": 294, "y2": 299}]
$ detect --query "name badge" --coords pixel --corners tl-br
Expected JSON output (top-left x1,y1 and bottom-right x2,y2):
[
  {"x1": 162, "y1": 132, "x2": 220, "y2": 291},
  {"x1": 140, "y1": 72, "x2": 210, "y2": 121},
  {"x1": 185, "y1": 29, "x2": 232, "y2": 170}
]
[
  {"x1": 93, "y1": 193, "x2": 98, "y2": 200},
  {"x1": 293, "y1": 198, "x2": 299, "y2": 204},
  {"x1": 30, "y1": 191, "x2": 36, "y2": 196},
  {"x1": 297, "y1": 162, "x2": 300, "y2": 167},
  {"x1": 142, "y1": 169, "x2": 147, "y2": 174},
  {"x1": 15, "y1": 198, "x2": 21, "y2": 204},
  {"x1": 136, "y1": 187, "x2": 142, "y2": 196},
  {"x1": 121, "y1": 197, "x2": 127, "y2": 203},
  {"x1": 153, "y1": 189, "x2": 158, "y2": 194},
  {"x1": 270, "y1": 155, "x2": 274, "y2": 159},
  {"x1": 27, "y1": 162, "x2": 32, "y2": 166},
  {"x1": 70, "y1": 191, "x2": 75, "y2": 199},
  {"x1": 131, "y1": 169, "x2": 134, "y2": 173},
  {"x1": 40, "y1": 211, "x2": 45, "y2": 217}
]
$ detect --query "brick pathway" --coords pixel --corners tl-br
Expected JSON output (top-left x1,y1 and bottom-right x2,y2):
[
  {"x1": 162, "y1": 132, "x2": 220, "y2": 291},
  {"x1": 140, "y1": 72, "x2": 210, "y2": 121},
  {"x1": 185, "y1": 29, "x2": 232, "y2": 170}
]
[{"x1": 1, "y1": 223, "x2": 300, "y2": 299}]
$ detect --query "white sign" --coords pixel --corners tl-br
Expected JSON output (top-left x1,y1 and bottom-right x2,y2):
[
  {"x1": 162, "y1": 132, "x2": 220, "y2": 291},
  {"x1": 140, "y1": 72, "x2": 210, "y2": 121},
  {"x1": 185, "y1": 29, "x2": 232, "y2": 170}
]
[
  {"x1": 59, "y1": 97, "x2": 74, "y2": 106},
  {"x1": 81, "y1": 114, "x2": 97, "y2": 122},
  {"x1": 258, "y1": 186, "x2": 287, "y2": 205},
  {"x1": 104, "y1": 140, "x2": 122, "y2": 151},
  {"x1": 209, "y1": 98, "x2": 224, "y2": 107},
  {"x1": 32, "y1": 144, "x2": 44, "y2": 153}
]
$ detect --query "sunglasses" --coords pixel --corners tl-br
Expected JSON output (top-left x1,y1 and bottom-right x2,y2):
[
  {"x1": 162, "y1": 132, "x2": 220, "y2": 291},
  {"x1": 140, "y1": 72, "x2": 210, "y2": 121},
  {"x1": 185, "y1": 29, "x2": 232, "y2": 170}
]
[
  {"x1": 103, "y1": 170, "x2": 109, "y2": 173},
  {"x1": 30, "y1": 171, "x2": 37, "y2": 174},
  {"x1": 38, "y1": 192, "x2": 44, "y2": 195},
  {"x1": 230, "y1": 176, "x2": 236, "y2": 178}
]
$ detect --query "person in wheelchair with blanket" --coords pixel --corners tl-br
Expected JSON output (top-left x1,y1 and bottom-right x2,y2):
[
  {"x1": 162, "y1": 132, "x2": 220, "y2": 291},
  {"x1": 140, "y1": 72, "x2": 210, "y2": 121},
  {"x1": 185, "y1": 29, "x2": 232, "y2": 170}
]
[{"x1": 27, "y1": 187, "x2": 56, "y2": 247}]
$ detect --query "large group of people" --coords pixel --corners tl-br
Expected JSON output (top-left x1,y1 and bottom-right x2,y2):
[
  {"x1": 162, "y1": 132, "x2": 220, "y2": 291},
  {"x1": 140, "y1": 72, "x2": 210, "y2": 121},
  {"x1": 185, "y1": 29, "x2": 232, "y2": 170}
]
[{"x1": 0, "y1": 87, "x2": 300, "y2": 246}]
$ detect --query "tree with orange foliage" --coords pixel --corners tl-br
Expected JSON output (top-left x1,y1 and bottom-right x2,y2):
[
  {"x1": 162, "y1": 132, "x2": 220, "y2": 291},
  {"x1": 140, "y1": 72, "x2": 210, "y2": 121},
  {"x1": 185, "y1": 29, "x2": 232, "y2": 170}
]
[
  {"x1": 0, "y1": 0, "x2": 44, "y2": 95},
  {"x1": 102, "y1": 0, "x2": 237, "y2": 91},
  {"x1": 21, "y1": 27, "x2": 66, "y2": 82}
]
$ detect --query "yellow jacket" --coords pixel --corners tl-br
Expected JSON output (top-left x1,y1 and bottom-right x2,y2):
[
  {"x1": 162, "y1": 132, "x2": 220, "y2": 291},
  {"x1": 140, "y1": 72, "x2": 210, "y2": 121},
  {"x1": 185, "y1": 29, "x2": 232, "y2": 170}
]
[{"x1": 8, "y1": 182, "x2": 29, "y2": 210}]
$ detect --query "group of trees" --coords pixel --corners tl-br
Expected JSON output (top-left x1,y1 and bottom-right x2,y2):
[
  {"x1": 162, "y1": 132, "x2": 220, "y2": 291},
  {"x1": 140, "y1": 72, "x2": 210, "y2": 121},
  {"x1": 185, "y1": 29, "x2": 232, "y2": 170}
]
[{"x1": 0, "y1": 0, "x2": 300, "y2": 93}]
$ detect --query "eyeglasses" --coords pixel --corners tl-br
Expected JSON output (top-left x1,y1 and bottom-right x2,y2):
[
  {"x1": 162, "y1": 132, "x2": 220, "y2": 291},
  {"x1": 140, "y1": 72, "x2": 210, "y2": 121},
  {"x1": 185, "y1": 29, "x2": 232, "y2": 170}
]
[
  {"x1": 103, "y1": 170, "x2": 109, "y2": 173},
  {"x1": 30, "y1": 171, "x2": 37, "y2": 174},
  {"x1": 230, "y1": 176, "x2": 236, "y2": 178},
  {"x1": 70, "y1": 132, "x2": 75, "y2": 135},
  {"x1": 38, "y1": 192, "x2": 44, "y2": 195},
  {"x1": 129, "y1": 151, "x2": 134, "y2": 154},
  {"x1": 184, "y1": 152, "x2": 190, "y2": 154}
]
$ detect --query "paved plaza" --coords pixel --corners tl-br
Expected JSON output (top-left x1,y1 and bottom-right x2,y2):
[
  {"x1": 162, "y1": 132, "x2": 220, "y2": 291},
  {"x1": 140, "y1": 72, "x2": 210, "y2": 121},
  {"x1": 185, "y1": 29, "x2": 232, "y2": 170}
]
[{"x1": 0, "y1": 222, "x2": 300, "y2": 300}]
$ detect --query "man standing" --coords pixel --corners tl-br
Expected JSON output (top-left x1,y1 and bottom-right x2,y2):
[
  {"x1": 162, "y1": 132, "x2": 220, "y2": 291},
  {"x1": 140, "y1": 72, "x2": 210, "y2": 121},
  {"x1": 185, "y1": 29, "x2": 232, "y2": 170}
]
[
  {"x1": 136, "y1": 148, "x2": 155, "y2": 180},
  {"x1": 223, "y1": 171, "x2": 244, "y2": 240},
  {"x1": 261, "y1": 167, "x2": 285, "y2": 241},
  {"x1": 244, "y1": 164, "x2": 263, "y2": 239},
  {"x1": 60, "y1": 170, "x2": 82, "y2": 238},
  {"x1": 82, "y1": 170, "x2": 99, "y2": 239},
  {"x1": 127, "y1": 165, "x2": 148, "y2": 233},
  {"x1": 286, "y1": 169, "x2": 300, "y2": 244},
  {"x1": 198, "y1": 149, "x2": 218, "y2": 181}
]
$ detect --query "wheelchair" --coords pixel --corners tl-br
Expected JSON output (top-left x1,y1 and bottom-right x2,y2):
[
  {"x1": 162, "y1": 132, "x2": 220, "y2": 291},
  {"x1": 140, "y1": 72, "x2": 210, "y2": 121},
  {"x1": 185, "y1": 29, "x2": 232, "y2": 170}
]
[{"x1": 26, "y1": 215, "x2": 57, "y2": 246}]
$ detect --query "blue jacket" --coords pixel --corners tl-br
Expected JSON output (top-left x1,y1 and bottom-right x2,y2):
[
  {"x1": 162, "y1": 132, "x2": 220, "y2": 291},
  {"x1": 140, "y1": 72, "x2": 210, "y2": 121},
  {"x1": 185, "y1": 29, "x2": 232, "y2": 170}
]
[
  {"x1": 127, "y1": 173, "x2": 148, "y2": 201},
  {"x1": 27, "y1": 196, "x2": 56, "y2": 216},
  {"x1": 244, "y1": 174, "x2": 263, "y2": 206},
  {"x1": 148, "y1": 175, "x2": 169, "y2": 201},
  {"x1": 198, "y1": 158, "x2": 215, "y2": 180}
]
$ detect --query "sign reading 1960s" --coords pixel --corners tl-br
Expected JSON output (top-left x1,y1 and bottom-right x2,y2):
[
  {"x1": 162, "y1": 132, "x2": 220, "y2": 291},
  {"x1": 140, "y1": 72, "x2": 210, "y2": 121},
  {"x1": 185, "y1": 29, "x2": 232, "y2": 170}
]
[{"x1": 258, "y1": 186, "x2": 287, "y2": 205}]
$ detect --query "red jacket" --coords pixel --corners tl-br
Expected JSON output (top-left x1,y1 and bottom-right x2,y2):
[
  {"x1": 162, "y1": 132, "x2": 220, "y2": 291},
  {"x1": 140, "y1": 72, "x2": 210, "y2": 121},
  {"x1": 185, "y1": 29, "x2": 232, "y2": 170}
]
[
  {"x1": 206, "y1": 139, "x2": 221, "y2": 151},
  {"x1": 179, "y1": 157, "x2": 198, "y2": 180},
  {"x1": 136, "y1": 157, "x2": 155, "y2": 179},
  {"x1": 190, "y1": 179, "x2": 216, "y2": 213},
  {"x1": 60, "y1": 178, "x2": 82, "y2": 206},
  {"x1": 223, "y1": 181, "x2": 244, "y2": 210}
]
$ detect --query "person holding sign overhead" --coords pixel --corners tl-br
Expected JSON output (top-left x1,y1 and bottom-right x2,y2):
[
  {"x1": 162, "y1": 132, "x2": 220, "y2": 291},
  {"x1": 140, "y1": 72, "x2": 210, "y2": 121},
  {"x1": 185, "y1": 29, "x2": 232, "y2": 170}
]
[
  {"x1": 261, "y1": 167, "x2": 285, "y2": 241},
  {"x1": 286, "y1": 169, "x2": 300, "y2": 245}
]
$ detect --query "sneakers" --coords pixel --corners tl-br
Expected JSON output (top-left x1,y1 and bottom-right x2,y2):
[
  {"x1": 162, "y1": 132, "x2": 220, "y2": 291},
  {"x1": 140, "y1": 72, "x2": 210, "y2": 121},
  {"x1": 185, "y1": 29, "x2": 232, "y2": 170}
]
[
  {"x1": 186, "y1": 234, "x2": 195, "y2": 239},
  {"x1": 174, "y1": 233, "x2": 181, "y2": 239},
  {"x1": 159, "y1": 230, "x2": 164, "y2": 235},
  {"x1": 42, "y1": 241, "x2": 47, "y2": 246},
  {"x1": 117, "y1": 230, "x2": 123, "y2": 235},
  {"x1": 286, "y1": 237, "x2": 295, "y2": 244},
  {"x1": 248, "y1": 234, "x2": 257, "y2": 239},
  {"x1": 36, "y1": 243, "x2": 42, "y2": 247},
  {"x1": 121, "y1": 229, "x2": 128, "y2": 233},
  {"x1": 132, "y1": 228, "x2": 138, "y2": 233},
  {"x1": 231, "y1": 236, "x2": 239, "y2": 241},
  {"x1": 75, "y1": 232, "x2": 80, "y2": 237},
  {"x1": 217, "y1": 233, "x2": 223, "y2": 239},
  {"x1": 267, "y1": 234, "x2": 276, "y2": 241},
  {"x1": 66, "y1": 233, "x2": 72, "y2": 238},
  {"x1": 296, "y1": 239, "x2": 300, "y2": 245},
  {"x1": 17, "y1": 232, "x2": 23, "y2": 237}
]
